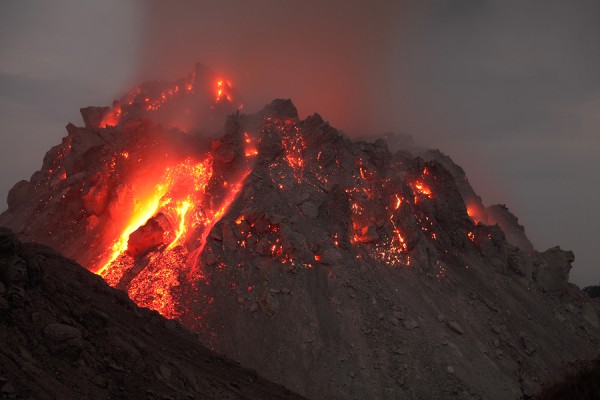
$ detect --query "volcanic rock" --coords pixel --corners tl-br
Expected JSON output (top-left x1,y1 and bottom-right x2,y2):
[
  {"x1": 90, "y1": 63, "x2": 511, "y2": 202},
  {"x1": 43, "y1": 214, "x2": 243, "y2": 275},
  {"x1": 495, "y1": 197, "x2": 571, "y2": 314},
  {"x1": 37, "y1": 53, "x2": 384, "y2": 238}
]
[
  {"x1": 126, "y1": 215, "x2": 169, "y2": 258},
  {"x1": 0, "y1": 228, "x2": 304, "y2": 400},
  {"x1": 1, "y1": 69, "x2": 599, "y2": 400},
  {"x1": 43, "y1": 323, "x2": 85, "y2": 358},
  {"x1": 532, "y1": 246, "x2": 574, "y2": 293},
  {"x1": 447, "y1": 320, "x2": 464, "y2": 335},
  {"x1": 486, "y1": 204, "x2": 535, "y2": 253},
  {"x1": 321, "y1": 246, "x2": 342, "y2": 265},
  {"x1": 403, "y1": 319, "x2": 419, "y2": 330},
  {"x1": 80, "y1": 106, "x2": 111, "y2": 129}
]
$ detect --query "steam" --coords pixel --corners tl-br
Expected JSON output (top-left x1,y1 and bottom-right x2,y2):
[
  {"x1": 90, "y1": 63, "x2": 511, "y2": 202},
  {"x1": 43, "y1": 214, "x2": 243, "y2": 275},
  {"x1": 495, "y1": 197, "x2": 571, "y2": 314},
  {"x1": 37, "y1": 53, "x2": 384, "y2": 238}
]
[{"x1": 136, "y1": 0, "x2": 403, "y2": 136}]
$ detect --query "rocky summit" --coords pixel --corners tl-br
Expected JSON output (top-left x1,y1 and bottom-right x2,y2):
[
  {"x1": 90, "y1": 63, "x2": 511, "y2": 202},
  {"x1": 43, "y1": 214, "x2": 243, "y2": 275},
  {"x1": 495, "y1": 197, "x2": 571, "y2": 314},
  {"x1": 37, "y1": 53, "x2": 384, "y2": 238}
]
[{"x1": 1, "y1": 67, "x2": 599, "y2": 399}]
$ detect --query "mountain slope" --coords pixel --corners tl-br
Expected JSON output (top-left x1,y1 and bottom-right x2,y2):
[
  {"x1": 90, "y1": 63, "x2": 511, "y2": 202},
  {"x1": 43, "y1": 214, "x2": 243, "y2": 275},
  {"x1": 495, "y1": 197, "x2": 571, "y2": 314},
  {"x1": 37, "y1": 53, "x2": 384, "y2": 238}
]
[
  {"x1": 0, "y1": 228, "x2": 303, "y2": 400},
  {"x1": 1, "y1": 68, "x2": 599, "y2": 399}
]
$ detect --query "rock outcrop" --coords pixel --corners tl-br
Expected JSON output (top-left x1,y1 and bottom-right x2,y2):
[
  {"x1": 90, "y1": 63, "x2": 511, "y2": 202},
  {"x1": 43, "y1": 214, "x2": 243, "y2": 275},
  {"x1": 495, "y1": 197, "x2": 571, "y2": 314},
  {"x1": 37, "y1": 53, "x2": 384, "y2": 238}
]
[{"x1": 486, "y1": 204, "x2": 535, "y2": 253}]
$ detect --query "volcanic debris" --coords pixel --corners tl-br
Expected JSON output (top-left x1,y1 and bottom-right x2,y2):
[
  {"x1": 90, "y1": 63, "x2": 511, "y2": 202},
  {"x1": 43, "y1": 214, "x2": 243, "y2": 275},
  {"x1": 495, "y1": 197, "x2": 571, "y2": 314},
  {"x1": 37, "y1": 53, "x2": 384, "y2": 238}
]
[
  {"x1": 0, "y1": 227, "x2": 304, "y2": 400},
  {"x1": 1, "y1": 67, "x2": 599, "y2": 399}
]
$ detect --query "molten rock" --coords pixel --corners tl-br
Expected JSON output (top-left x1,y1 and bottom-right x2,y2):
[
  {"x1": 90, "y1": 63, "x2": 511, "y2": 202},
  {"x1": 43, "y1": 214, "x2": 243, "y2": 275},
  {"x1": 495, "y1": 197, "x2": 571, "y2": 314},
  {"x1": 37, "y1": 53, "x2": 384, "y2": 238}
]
[{"x1": 126, "y1": 214, "x2": 169, "y2": 258}]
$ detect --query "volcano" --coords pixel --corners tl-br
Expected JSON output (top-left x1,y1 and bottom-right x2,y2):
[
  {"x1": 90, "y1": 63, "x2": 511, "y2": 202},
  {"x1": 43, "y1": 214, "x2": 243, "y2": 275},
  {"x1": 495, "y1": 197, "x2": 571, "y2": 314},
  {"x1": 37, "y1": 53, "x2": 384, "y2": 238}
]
[{"x1": 1, "y1": 65, "x2": 599, "y2": 399}]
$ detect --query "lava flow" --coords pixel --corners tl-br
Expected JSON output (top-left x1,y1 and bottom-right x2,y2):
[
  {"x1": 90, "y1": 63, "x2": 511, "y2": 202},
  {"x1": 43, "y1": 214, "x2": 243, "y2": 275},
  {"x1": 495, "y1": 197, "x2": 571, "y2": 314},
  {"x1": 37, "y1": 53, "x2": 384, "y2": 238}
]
[
  {"x1": 6, "y1": 67, "x2": 487, "y2": 322},
  {"x1": 94, "y1": 147, "x2": 255, "y2": 318},
  {"x1": 86, "y1": 69, "x2": 254, "y2": 318},
  {"x1": 99, "y1": 65, "x2": 241, "y2": 131}
]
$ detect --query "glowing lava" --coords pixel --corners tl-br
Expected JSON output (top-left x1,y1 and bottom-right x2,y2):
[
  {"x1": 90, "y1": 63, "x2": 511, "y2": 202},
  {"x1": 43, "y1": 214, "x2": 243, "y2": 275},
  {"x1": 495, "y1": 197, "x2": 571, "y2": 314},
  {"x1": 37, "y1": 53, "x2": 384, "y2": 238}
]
[
  {"x1": 87, "y1": 78, "x2": 470, "y2": 321},
  {"x1": 216, "y1": 79, "x2": 233, "y2": 102},
  {"x1": 413, "y1": 181, "x2": 432, "y2": 197},
  {"x1": 166, "y1": 197, "x2": 193, "y2": 250},
  {"x1": 99, "y1": 72, "x2": 236, "y2": 129},
  {"x1": 94, "y1": 157, "x2": 217, "y2": 316}
]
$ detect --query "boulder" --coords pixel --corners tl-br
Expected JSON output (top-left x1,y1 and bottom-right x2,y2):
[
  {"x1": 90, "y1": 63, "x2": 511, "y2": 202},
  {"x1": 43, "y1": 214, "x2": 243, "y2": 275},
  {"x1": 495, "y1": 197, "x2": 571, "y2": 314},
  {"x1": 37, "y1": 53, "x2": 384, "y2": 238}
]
[
  {"x1": 126, "y1": 216, "x2": 168, "y2": 258},
  {"x1": 43, "y1": 323, "x2": 85, "y2": 358},
  {"x1": 80, "y1": 106, "x2": 111, "y2": 129},
  {"x1": 532, "y1": 247, "x2": 574, "y2": 293}
]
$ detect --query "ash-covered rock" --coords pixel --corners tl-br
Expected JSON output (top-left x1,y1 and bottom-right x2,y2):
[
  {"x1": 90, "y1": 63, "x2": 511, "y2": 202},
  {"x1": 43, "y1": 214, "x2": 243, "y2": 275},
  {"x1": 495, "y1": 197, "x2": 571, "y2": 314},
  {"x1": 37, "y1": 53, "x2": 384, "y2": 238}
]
[
  {"x1": 486, "y1": 204, "x2": 535, "y2": 253},
  {"x1": 80, "y1": 106, "x2": 111, "y2": 129},
  {"x1": 0, "y1": 228, "x2": 303, "y2": 400}
]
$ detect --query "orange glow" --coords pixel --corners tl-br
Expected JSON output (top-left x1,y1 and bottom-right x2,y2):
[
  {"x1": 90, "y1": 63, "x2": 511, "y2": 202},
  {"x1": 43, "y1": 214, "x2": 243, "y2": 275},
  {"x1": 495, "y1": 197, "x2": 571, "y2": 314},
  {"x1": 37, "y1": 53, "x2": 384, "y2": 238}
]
[
  {"x1": 187, "y1": 170, "x2": 250, "y2": 278},
  {"x1": 243, "y1": 132, "x2": 259, "y2": 158},
  {"x1": 467, "y1": 231, "x2": 475, "y2": 242},
  {"x1": 95, "y1": 182, "x2": 170, "y2": 277},
  {"x1": 359, "y1": 167, "x2": 367, "y2": 180},
  {"x1": 466, "y1": 205, "x2": 481, "y2": 224},
  {"x1": 357, "y1": 159, "x2": 373, "y2": 181},
  {"x1": 99, "y1": 103, "x2": 121, "y2": 128},
  {"x1": 94, "y1": 148, "x2": 252, "y2": 319},
  {"x1": 166, "y1": 197, "x2": 193, "y2": 250},
  {"x1": 394, "y1": 194, "x2": 403, "y2": 210},
  {"x1": 245, "y1": 148, "x2": 259, "y2": 157},
  {"x1": 83, "y1": 70, "x2": 467, "y2": 321},
  {"x1": 389, "y1": 212, "x2": 408, "y2": 253},
  {"x1": 98, "y1": 73, "x2": 238, "y2": 129},
  {"x1": 216, "y1": 79, "x2": 233, "y2": 102},
  {"x1": 281, "y1": 130, "x2": 305, "y2": 181},
  {"x1": 413, "y1": 181, "x2": 432, "y2": 197},
  {"x1": 95, "y1": 157, "x2": 218, "y2": 317}
]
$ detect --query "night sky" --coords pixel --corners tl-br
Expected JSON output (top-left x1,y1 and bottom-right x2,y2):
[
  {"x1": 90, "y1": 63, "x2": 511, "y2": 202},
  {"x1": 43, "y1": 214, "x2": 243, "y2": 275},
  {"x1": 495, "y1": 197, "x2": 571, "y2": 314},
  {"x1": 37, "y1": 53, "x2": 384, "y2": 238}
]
[{"x1": 1, "y1": 0, "x2": 598, "y2": 286}]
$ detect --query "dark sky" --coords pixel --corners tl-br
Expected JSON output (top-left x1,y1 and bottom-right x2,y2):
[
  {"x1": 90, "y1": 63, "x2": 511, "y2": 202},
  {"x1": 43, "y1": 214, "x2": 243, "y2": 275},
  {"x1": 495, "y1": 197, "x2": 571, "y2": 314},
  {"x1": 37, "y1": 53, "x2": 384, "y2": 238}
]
[{"x1": 1, "y1": 0, "x2": 599, "y2": 286}]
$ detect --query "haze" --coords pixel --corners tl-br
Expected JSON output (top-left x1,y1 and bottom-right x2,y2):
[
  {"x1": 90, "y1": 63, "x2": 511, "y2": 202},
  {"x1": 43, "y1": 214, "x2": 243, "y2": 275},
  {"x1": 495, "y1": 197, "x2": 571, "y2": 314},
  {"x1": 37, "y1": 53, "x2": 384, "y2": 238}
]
[{"x1": 0, "y1": 0, "x2": 598, "y2": 286}]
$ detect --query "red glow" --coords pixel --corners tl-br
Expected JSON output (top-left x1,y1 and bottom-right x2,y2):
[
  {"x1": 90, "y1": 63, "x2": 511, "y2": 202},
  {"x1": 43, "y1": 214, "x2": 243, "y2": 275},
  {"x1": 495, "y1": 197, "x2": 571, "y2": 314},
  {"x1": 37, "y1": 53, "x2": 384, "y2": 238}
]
[
  {"x1": 394, "y1": 194, "x2": 403, "y2": 210},
  {"x1": 216, "y1": 79, "x2": 233, "y2": 102},
  {"x1": 74, "y1": 70, "x2": 473, "y2": 322},
  {"x1": 97, "y1": 73, "x2": 237, "y2": 130},
  {"x1": 92, "y1": 144, "x2": 251, "y2": 319},
  {"x1": 94, "y1": 157, "x2": 216, "y2": 318},
  {"x1": 99, "y1": 103, "x2": 121, "y2": 128},
  {"x1": 96, "y1": 157, "x2": 213, "y2": 274},
  {"x1": 281, "y1": 129, "x2": 305, "y2": 181},
  {"x1": 413, "y1": 181, "x2": 432, "y2": 197},
  {"x1": 467, "y1": 231, "x2": 475, "y2": 242},
  {"x1": 466, "y1": 204, "x2": 482, "y2": 224}
]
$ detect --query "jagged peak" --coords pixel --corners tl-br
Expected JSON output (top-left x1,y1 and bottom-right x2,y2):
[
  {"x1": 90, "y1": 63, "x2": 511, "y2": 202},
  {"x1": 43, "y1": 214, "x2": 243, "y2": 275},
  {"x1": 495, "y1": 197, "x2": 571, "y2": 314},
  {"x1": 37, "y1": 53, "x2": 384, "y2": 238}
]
[{"x1": 260, "y1": 98, "x2": 299, "y2": 120}]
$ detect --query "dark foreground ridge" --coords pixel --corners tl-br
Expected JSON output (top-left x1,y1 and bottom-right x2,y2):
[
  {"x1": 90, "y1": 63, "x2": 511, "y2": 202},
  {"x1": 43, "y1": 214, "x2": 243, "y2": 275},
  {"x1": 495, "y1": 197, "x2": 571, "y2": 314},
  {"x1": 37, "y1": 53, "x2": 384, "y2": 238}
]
[
  {"x1": 534, "y1": 357, "x2": 600, "y2": 400},
  {"x1": 0, "y1": 228, "x2": 304, "y2": 400}
]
